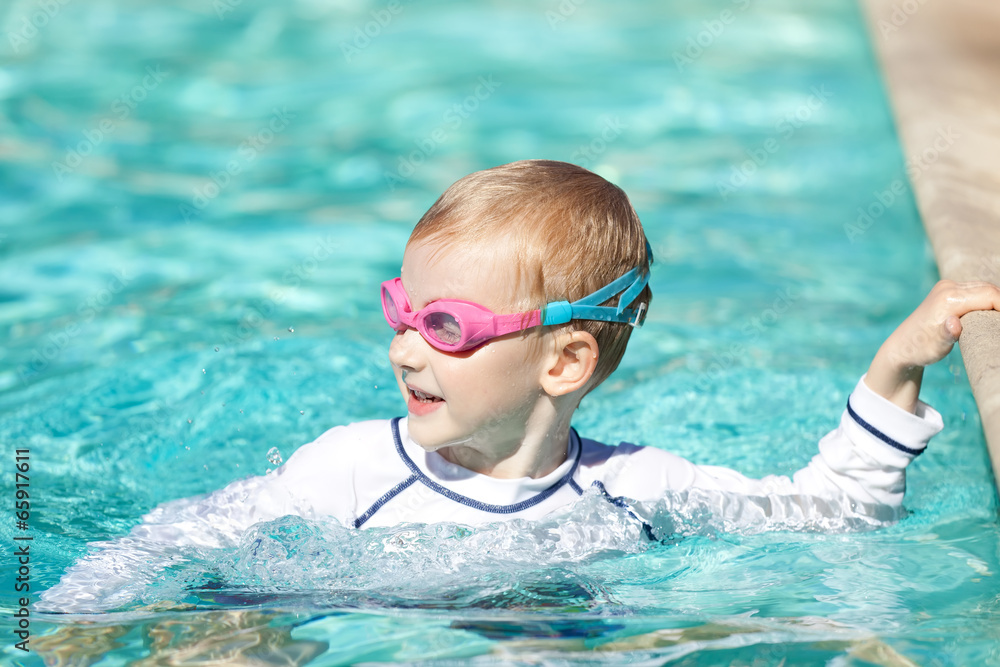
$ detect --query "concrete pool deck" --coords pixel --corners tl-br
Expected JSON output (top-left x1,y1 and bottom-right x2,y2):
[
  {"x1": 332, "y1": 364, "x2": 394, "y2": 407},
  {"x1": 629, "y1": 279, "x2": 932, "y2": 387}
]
[{"x1": 861, "y1": 0, "x2": 1000, "y2": 489}]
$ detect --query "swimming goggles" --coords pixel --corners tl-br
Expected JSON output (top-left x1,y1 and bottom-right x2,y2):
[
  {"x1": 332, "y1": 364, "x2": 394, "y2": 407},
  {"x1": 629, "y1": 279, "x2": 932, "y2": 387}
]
[{"x1": 380, "y1": 247, "x2": 651, "y2": 353}]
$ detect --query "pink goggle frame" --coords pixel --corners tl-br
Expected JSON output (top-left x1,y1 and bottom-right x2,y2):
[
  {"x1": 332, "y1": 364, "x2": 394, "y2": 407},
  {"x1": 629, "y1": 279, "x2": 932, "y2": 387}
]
[{"x1": 381, "y1": 278, "x2": 543, "y2": 352}]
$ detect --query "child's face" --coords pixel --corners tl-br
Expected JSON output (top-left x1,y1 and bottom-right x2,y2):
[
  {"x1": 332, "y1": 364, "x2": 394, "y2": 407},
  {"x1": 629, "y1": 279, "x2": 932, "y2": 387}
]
[{"x1": 389, "y1": 241, "x2": 552, "y2": 458}]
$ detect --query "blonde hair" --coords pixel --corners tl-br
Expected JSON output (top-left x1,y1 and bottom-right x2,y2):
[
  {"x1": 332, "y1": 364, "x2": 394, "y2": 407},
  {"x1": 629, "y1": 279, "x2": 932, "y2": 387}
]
[{"x1": 407, "y1": 160, "x2": 652, "y2": 392}]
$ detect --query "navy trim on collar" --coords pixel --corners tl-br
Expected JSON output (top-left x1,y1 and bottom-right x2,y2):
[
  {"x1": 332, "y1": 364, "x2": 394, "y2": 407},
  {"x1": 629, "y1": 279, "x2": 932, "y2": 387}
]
[
  {"x1": 390, "y1": 417, "x2": 583, "y2": 514},
  {"x1": 353, "y1": 474, "x2": 419, "y2": 529}
]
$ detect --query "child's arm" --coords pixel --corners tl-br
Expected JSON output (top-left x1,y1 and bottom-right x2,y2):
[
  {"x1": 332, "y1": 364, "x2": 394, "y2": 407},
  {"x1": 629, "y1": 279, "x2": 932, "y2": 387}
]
[
  {"x1": 607, "y1": 281, "x2": 1000, "y2": 529},
  {"x1": 865, "y1": 280, "x2": 1000, "y2": 412}
]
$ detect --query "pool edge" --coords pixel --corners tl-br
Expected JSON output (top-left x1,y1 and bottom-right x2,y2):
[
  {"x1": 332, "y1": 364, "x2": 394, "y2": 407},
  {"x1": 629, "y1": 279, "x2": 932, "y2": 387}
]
[{"x1": 860, "y1": 0, "x2": 1000, "y2": 493}]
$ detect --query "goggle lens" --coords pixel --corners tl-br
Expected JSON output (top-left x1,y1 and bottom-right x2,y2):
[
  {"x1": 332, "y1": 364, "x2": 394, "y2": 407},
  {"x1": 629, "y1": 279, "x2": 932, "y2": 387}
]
[
  {"x1": 382, "y1": 285, "x2": 400, "y2": 327},
  {"x1": 425, "y1": 311, "x2": 462, "y2": 346}
]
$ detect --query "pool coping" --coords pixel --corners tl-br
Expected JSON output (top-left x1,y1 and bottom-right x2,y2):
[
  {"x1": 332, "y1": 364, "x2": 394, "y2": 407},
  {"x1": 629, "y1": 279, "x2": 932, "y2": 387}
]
[{"x1": 860, "y1": 0, "x2": 1000, "y2": 491}]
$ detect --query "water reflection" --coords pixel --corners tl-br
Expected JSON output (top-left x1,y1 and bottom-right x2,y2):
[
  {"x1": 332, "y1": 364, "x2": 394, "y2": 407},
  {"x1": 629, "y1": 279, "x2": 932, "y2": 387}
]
[{"x1": 36, "y1": 608, "x2": 327, "y2": 667}]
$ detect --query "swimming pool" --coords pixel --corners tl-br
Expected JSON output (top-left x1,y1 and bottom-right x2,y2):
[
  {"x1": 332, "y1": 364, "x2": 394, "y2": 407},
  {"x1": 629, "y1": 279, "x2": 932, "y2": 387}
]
[{"x1": 2, "y1": 0, "x2": 998, "y2": 663}]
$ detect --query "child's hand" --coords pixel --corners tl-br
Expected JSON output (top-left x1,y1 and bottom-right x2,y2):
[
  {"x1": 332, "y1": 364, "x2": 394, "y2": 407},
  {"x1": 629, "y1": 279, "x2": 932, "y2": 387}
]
[{"x1": 865, "y1": 280, "x2": 1000, "y2": 413}]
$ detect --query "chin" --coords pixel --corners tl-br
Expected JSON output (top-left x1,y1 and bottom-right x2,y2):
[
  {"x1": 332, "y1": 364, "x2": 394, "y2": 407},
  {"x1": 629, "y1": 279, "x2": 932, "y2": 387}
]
[
  {"x1": 407, "y1": 417, "x2": 473, "y2": 453},
  {"x1": 405, "y1": 417, "x2": 444, "y2": 450}
]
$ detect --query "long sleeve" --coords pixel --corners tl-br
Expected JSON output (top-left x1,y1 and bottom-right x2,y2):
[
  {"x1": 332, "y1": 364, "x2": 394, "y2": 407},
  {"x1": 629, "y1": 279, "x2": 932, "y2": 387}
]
[{"x1": 593, "y1": 376, "x2": 944, "y2": 531}]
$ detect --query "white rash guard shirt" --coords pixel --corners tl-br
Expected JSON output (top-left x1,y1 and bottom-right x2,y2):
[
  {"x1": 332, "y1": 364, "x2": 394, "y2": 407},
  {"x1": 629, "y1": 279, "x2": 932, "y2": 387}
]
[{"x1": 38, "y1": 376, "x2": 943, "y2": 612}]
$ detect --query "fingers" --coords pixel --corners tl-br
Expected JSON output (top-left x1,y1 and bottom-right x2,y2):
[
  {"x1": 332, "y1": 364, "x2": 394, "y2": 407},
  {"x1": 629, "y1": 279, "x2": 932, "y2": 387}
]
[{"x1": 935, "y1": 280, "x2": 1000, "y2": 318}]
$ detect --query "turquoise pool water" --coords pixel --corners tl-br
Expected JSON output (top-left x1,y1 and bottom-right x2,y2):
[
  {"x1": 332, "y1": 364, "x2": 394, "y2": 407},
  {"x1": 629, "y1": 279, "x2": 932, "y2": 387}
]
[{"x1": 2, "y1": 0, "x2": 999, "y2": 664}]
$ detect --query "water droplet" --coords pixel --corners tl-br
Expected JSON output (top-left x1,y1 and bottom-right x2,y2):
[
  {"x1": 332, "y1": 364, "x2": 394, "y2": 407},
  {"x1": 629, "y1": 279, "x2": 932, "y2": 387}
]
[
  {"x1": 202, "y1": 369, "x2": 206, "y2": 374},
  {"x1": 274, "y1": 336, "x2": 279, "y2": 341},
  {"x1": 187, "y1": 419, "x2": 192, "y2": 424},
  {"x1": 214, "y1": 347, "x2": 219, "y2": 352},
  {"x1": 240, "y1": 409, "x2": 244, "y2": 414},
  {"x1": 288, "y1": 327, "x2": 294, "y2": 333},
  {"x1": 299, "y1": 410, "x2": 304, "y2": 415},
  {"x1": 266, "y1": 446, "x2": 283, "y2": 466}
]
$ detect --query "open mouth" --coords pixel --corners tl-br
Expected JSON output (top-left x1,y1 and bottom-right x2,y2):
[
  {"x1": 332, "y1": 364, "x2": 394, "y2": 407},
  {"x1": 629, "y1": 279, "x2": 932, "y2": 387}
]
[
  {"x1": 407, "y1": 386, "x2": 444, "y2": 417},
  {"x1": 410, "y1": 388, "x2": 444, "y2": 403}
]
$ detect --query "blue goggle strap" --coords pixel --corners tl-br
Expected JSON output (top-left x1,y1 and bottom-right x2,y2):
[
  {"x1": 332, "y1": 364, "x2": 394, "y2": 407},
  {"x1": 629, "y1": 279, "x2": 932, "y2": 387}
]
[
  {"x1": 541, "y1": 266, "x2": 650, "y2": 327},
  {"x1": 540, "y1": 240, "x2": 653, "y2": 327}
]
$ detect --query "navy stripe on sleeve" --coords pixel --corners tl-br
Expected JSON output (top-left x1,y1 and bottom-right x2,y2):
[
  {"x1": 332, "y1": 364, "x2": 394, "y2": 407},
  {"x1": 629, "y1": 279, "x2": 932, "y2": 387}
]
[{"x1": 846, "y1": 400, "x2": 924, "y2": 457}]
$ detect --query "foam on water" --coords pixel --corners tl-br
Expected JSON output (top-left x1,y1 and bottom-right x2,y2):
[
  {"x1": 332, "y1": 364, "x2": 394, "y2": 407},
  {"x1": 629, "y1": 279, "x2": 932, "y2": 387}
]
[{"x1": 39, "y1": 484, "x2": 910, "y2": 618}]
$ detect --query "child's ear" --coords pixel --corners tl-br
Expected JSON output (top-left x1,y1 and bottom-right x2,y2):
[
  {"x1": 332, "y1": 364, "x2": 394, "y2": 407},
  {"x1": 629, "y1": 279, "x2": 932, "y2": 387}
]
[{"x1": 539, "y1": 329, "x2": 599, "y2": 397}]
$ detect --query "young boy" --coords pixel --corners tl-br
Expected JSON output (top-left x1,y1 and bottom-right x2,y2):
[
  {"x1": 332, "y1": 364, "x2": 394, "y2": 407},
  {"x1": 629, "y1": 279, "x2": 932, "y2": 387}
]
[{"x1": 40, "y1": 160, "x2": 1000, "y2": 612}]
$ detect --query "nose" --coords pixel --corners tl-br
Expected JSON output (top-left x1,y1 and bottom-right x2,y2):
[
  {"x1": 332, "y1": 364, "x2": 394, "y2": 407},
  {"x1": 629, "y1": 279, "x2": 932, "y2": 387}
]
[{"x1": 388, "y1": 326, "x2": 427, "y2": 373}]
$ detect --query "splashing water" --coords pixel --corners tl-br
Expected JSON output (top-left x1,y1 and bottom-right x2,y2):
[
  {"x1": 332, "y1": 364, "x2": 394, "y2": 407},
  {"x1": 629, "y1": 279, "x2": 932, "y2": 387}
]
[
  {"x1": 40, "y1": 491, "x2": 665, "y2": 614},
  {"x1": 38, "y1": 485, "x2": 904, "y2": 616},
  {"x1": 266, "y1": 447, "x2": 284, "y2": 467}
]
